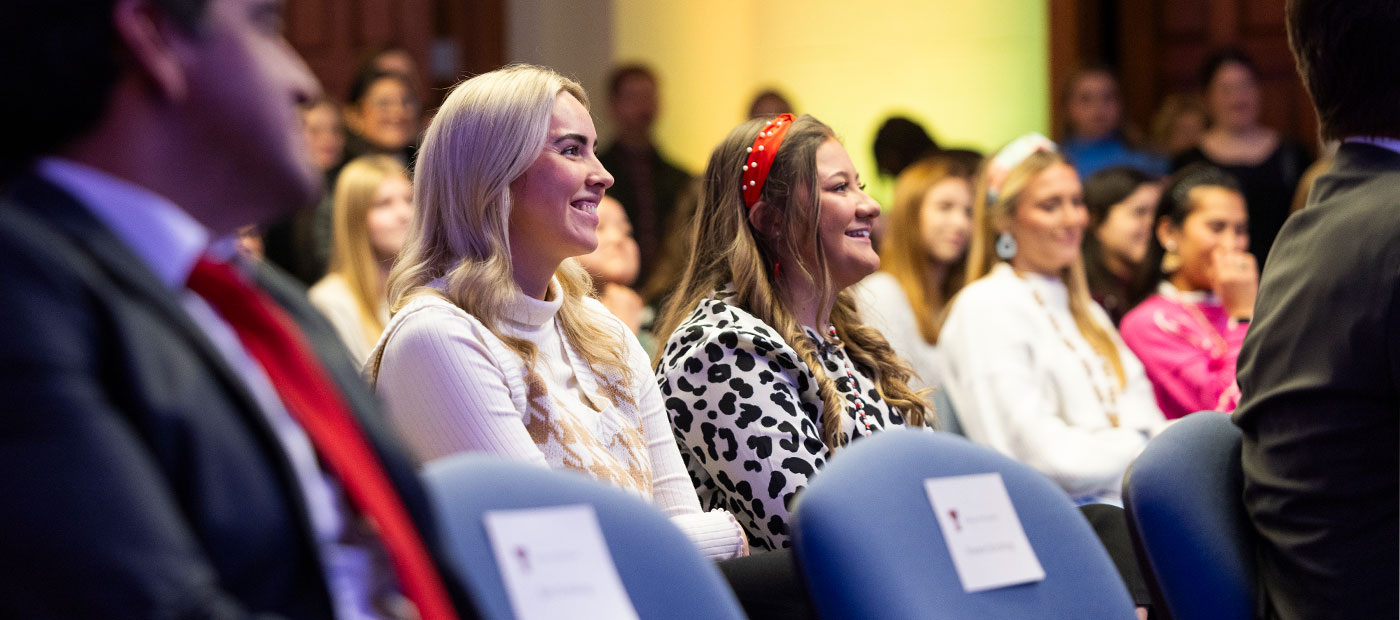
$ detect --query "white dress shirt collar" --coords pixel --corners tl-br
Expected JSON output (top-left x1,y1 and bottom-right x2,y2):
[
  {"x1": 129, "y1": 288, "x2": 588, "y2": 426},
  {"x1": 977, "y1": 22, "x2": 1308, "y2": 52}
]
[
  {"x1": 36, "y1": 157, "x2": 213, "y2": 288},
  {"x1": 1344, "y1": 136, "x2": 1400, "y2": 156}
]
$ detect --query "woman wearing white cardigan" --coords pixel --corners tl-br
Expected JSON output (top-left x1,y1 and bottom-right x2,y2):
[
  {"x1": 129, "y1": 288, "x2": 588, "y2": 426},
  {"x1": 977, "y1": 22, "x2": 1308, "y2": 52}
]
[{"x1": 939, "y1": 134, "x2": 1165, "y2": 505}]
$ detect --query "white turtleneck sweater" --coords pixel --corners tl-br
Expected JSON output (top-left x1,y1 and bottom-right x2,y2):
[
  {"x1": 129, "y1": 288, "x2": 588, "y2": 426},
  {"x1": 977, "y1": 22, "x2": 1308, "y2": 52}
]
[
  {"x1": 938, "y1": 263, "x2": 1166, "y2": 504},
  {"x1": 372, "y1": 279, "x2": 747, "y2": 560}
]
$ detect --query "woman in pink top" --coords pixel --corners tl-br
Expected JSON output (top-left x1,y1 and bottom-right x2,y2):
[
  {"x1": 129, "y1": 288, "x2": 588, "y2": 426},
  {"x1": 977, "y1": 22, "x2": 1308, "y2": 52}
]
[{"x1": 1121, "y1": 163, "x2": 1258, "y2": 418}]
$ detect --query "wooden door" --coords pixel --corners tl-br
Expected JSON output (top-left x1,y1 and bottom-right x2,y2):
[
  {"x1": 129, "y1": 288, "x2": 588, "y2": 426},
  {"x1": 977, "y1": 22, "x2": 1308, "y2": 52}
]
[
  {"x1": 1051, "y1": 0, "x2": 1317, "y2": 153},
  {"x1": 1117, "y1": 0, "x2": 1317, "y2": 151},
  {"x1": 286, "y1": 0, "x2": 504, "y2": 112}
]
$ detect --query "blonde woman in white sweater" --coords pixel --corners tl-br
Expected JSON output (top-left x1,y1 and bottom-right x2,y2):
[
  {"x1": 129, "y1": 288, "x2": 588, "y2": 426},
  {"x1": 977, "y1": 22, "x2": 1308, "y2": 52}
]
[
  {"x1": 367, "y1": 65, "x2": 747, "y2": 562},
  {"x1": 939, "y1": 134, "x2": 1165, "y2": 505}
]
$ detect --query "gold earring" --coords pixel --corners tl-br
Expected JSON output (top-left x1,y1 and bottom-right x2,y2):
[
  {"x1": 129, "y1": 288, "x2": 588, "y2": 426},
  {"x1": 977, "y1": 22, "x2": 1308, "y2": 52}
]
[{"x1": 1161, "y1": 241, "x2": 1181, "y2": 274}]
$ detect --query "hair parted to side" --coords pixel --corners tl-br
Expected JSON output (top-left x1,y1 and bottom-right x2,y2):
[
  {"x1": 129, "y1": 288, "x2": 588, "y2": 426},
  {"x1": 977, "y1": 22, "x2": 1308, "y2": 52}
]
[
  {"x1": 965, "y1": 147, "x2": 1126, "y2": 386},
  {"x1": 375, "y1": 63, "x2": 632, "y2": 393},
  {"x1": 328, "y1": 155, "x2": 409, "y2": 348},
  {"x1": 879, "y1": 155, "x2": 976, "y2": 344},
  {"x1": 1286, "y1": 0, "x2": 1400, "y2": 141},
  {"x1": 655, "y1": 114, "x2": 931, "y2": 448}
]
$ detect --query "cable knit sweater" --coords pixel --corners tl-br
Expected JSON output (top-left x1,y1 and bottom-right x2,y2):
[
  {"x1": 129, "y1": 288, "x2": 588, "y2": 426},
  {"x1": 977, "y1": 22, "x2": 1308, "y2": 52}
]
[{"x1": 372, "y1": 278, "x2": 747, "y2": 561}]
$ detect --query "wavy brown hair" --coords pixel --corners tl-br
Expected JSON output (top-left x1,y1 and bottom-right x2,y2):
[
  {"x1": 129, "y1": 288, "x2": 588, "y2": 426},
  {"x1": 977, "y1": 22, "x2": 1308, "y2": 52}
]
[{"x1": 654, "y1": 114, "x2": 932, "y2": 448}]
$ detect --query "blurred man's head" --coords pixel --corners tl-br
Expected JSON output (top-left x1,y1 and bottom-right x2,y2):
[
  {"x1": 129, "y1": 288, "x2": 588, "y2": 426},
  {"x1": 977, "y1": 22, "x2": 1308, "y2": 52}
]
[
  {"x1": 3, "y1": 0, "x2": 322, "y2": 232},
  {"x1": 1287, "y1": 0, "x2": 1400, "y2": 140},
  {"x1": 607, "y1": 64, "x2": 659, "y2": 146}
]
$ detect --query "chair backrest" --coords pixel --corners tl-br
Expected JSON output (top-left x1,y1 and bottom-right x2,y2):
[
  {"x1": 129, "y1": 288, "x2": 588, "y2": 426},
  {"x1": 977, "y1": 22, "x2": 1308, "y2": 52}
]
[
  {"x1": 932, "y1": 388, "x2": 965, "y2": 437},
  {"x1": 791, "y1": 428, "x2": 1137, "y2": 620},
  {"x1": 1122, "y1": 411, "x2": 1257, "y2": 620},
  {"x1": 422, "y1": 455, "x2": 748, "y2": 620}
]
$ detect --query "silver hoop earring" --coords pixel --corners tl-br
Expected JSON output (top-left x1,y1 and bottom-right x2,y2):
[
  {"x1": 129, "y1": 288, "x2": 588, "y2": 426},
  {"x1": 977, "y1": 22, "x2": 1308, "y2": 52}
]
[{"x1": 995, "y1": 231, "x2": 1018, "y2": 260}]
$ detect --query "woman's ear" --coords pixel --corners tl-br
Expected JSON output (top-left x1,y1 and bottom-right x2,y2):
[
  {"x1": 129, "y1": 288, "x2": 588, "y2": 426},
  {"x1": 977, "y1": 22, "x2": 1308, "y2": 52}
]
[
  {"x1": 112, "y1": 0, "x2": 190, "y2": 102},
  {"x1": 747, "y1": 200, "x2": 783, "y2": 238},
  {"x1": 1155, "y1": 215, "x2": 1178, "y2": 248}
]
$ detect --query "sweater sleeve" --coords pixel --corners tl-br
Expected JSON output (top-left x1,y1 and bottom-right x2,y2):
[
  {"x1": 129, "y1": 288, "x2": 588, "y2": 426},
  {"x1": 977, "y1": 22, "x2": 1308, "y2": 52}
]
[
  {"x1": 660, "y1": 322, "x2": 828, "y2": 551},
  {"x1": 374, "y1": 301, "x2": 552, "y2": 466},
  {"x1": 308, "y1": 277, "x2": 371, "y2": 365},
  {"x1": 617, "y1": 319, "x2": 747, "y2": 560}
]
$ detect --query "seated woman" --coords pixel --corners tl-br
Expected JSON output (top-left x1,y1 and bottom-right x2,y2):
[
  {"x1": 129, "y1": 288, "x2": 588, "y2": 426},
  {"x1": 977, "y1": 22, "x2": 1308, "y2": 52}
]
[
  {"x1": 342, "y1": 68, "x2": 420, "y2": 168},
  {"x1": 309, "y1": 155, "x2": 413, "y2": 364},
  {"x1": 1082, "y1": 166, "x2": 1162, "y2": 324},
  {"x1": 1121, "y1": 164, "x2": 1255, "y2": 418},
  {"x1": 938, "y1": 133, "x2": 1165, "y2": 505},
  {"x1": 854, "y1": 155, "x2": 975, "y2": 396},
  {"x1": 368, "y1": 64, "x2": 747, "y2": 562},
  {"x1": 654, "y1": 113, "x2": 932, "y2": 551},
  {"x1": 1171, "y1": 48, "x2": 1311, "y2": 267},
  {"x1": 575, "y1": 195, "x2": 647, "y2": 337}
]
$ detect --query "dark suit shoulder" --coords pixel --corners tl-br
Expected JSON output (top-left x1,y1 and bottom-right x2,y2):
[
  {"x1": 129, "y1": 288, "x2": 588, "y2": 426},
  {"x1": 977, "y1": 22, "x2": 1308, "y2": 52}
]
[{"x1": 1232, "y1": 142, "x2": 1399, "y2": 620}]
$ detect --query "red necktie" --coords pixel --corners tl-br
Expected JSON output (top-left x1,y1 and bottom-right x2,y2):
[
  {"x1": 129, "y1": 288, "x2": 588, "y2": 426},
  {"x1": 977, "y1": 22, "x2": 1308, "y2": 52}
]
[{"x1": 188, "y1": 256, "x2": 459, "y2": 620}]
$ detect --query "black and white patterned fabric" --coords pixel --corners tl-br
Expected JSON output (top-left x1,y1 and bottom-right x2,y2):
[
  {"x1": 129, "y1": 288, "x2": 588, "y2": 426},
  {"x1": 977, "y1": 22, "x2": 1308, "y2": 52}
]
[{"x1": 656, "y1": 289, "x2": 907, "y2": 551}]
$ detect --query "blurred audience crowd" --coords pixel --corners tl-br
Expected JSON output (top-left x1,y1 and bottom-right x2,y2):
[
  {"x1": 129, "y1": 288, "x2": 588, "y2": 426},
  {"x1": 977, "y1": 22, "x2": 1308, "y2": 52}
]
[{"x1": 3, "y1": 0, "x2": 1392, "y2": 618}]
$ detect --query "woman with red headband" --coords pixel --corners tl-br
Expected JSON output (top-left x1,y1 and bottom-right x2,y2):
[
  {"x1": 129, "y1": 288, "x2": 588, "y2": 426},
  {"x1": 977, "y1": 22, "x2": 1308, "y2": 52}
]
[{"x1": 653, "y1": 114, "x2": 932, "y2": 551}]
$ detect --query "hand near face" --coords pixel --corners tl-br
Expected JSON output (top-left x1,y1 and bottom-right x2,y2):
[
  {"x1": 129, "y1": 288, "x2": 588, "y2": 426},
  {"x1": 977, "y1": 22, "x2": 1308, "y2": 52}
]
[{"x1": 1209, "y1": 247, "x2": 1257, "y2": 319}]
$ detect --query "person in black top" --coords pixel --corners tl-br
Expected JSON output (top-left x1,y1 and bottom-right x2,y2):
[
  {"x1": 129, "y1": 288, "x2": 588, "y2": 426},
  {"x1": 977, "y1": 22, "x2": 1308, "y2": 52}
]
[{"x1": 1172, "y1": 48, "x2": 1310, "y2": 269}]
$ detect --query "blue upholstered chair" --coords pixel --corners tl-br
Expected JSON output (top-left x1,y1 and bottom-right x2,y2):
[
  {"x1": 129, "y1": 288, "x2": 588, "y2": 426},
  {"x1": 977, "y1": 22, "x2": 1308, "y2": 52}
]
[
  {"x1": 931, "y1": 388, "x2": 965, "y2": 437},
  {"x1": 1122, "y1": 411, "x2": 1257, "y2": 620},
  {"x1": 790, "y1": 428, "x2": 1137, "y2": 620},
  {"x1": 421, "y1": 455, "x2": 748, "y2": 620}
]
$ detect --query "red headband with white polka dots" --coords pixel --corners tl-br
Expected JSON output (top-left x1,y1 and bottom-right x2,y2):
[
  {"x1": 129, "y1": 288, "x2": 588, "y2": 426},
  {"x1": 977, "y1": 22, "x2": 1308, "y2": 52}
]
[{"x1": 741, "y1": 113, "x2": 796, "y2": 209}]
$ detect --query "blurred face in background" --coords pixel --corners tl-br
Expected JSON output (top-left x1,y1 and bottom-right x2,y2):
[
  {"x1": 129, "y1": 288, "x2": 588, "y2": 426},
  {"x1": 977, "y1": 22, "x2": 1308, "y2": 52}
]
[
  {"x1": 1007, "y1": 162, "x2": 1089, "y2": 277},
  {"x1": 919, "y1": 177, "x2": 973, "y2": 265},
  {"x1": 347, "y1": 76, "x2": 419, "y2": 152},
  {"x1": 610, "y1": 73, "x2": 659, "y2": 138},
  {"x1": 1162, "y1": 186, "x2": 1248, "y2": 292},
  {"x1": 1066, "y1": 71, "x2": 1122, "y2": 140},
  {"x1": 366, "y1": 173, "x2": 414, "y2": 263},
  {"x1": 1207, "y1": 61, "x2": 1261, "y2": 132},
  {"x1": 576, "y1": 196, "x2": 640, "y2": 285},
  {"x1": 302, "y1": 100, "x2": 345, "y2": 172},
  {"x1": 1094, "y1": 182, "x2": 1162, "y2": 272}
]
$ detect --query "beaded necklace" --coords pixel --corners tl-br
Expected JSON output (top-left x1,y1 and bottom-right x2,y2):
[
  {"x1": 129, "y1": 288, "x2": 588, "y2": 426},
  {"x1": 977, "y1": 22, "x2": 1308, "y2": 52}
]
[
  {"x1": 1023, "y1": 276, "x2": 1122, "y2": 428},
  {"x1": 810, "y1": 325, "x2": 876, "y2": 437}
]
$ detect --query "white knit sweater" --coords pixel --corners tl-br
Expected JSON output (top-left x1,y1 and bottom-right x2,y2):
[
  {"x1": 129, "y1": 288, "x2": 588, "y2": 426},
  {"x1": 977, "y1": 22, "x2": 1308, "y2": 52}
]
[{"x1": 372, "y1": 279, "x2": 746, "y2": 560}]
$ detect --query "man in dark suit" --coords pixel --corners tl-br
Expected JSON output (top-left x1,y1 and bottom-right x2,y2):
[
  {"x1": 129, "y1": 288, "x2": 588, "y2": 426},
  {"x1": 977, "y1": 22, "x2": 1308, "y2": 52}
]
[
  {"x1": 0, "y1": 1, "x2": 475, "y2": 618},
  {"x1": 1233, "y1": 2, "x2": 1400, "y2": 618},
  {"x1": 597, "y1": 64, "x2": 692, "y2": 289}
]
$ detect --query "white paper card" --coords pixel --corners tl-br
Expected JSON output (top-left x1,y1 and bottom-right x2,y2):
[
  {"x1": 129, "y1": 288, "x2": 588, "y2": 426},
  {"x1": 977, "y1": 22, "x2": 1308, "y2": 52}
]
[
  {"x1": 924, "y1": 472, "x2": 1047, "y2": 592},
  {"x1": 482, "y1": 504, "x2": 640, "y2": 620}
]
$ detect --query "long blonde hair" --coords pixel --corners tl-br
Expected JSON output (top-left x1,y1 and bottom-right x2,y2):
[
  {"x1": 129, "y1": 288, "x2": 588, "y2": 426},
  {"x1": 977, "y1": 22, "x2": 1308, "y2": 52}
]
[
  {"x1": 654, "y1": 115, "x2": 931, "y2": 448},
  {"x1": 374, "y1": 64, "x2": 631, "y2": 391},
  {"x1": 878, "y1": 156, "x2": 976, "y2": 344},
  {"x1": 326, "y1": 155, "x2": 407, "y2": 348},
  {"x1": 965, "y1": 149, "x2": 1126, "y2": 386}
]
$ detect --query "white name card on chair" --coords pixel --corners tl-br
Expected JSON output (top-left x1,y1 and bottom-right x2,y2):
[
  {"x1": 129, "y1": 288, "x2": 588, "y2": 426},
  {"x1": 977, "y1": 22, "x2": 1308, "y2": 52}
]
[
  {"x1": 924, "y1": 473, "x2": 1046, "y2": 592},
  {"x1": 483, "y1": 504, "x2": 640, "y2": 620}
]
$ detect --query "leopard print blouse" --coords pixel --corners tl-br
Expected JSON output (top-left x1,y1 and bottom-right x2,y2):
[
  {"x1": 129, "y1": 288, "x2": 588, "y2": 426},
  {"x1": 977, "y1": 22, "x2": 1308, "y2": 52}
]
[{"x1": 656, "y1": 291, "x2": 907, "y2": 551}]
